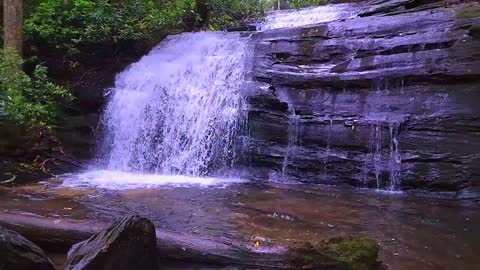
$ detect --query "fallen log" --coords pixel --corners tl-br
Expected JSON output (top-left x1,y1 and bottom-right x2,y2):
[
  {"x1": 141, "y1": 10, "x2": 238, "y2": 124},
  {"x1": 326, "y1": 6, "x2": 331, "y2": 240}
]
[
  {"x1": 0, "y1": 213, "x2": 97, "y2": 249},
  {"x1": 0, "y1": 213, "x2": 380, "y2": 269},
  {"x1": 0, "y1": 214, "x2": 296, "y2": 268}
]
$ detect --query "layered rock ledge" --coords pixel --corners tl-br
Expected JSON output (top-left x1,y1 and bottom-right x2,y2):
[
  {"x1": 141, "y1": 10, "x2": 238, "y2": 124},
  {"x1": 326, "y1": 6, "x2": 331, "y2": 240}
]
[{"x1": 244, "y1": 0, "x2": 480, "y2": 195}]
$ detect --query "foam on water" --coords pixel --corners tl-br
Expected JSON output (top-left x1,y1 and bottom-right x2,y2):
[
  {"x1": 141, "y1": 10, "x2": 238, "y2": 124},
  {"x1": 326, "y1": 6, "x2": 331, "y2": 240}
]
[{"x1": 61, "y1": 170, "x2": 244, "y2": 190}]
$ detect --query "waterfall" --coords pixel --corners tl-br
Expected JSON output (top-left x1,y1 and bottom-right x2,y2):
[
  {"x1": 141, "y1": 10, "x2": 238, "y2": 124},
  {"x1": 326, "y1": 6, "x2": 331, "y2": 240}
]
[
  {"x1": 63, "y1": 32, "x2": 252, "y2": 188},
  {"x1": 98, "y1": 32, "x2": 251, "y2": 177}
]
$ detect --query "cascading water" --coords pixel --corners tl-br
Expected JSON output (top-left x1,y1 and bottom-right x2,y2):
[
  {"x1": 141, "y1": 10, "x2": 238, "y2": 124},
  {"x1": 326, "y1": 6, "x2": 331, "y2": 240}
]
[
  {"x1": 323, "y1": 116, "x2": 333, "y2": 180},
  {"x1": 63, "y1": 5, "x2": 407, "y2": 191},
  {"x1": 281, "y1": 106, "x2": 300, "y2": 177},
  {"x1": 64, "y1": 32, "x2": 252, "y2": 188},
  {"x1": 99, "y1": 32, "x2": 250, "y2": 176},
  {"x1": 364, "y1": 112, "x2": 404, "y2": 191},
  {"x1": 388, "y1": 123, "x2": 402, "y2": 191},
  {"x1": 259, "y1": 3, "x2": 358, "y2": 30}
]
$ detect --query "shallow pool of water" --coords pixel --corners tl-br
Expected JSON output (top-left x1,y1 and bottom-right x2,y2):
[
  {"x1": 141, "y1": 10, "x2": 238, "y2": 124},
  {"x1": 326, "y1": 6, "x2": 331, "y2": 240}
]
[{"x1": 0, "y1": 175, "x2": 478, "y2": 270}]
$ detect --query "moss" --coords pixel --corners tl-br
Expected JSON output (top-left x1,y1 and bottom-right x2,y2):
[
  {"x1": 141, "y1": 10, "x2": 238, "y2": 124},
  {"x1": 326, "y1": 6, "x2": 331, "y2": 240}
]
[
  {"x1": 288, "y1": 242, "x2": 339, "y2": 268},
  {"x1": 455, "y1": 7, "x2": 480, "y2": 41},
  {"x1": 288, "y1": 235, "x2": 380, "y2": 270},
  {"x1": 324, "y1": 235, "x2": 379, "y2": 270},
  {"x1": 469, "y1": 24, "x2": 480, "y2": 39},
  {"x1": 457, "y1": 7, "x2": 480, "y2": 20}
]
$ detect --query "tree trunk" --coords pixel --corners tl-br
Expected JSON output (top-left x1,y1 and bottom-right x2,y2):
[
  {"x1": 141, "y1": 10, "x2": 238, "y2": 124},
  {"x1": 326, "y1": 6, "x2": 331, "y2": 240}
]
[
  {"x1": 195, "y1": 0, "x2": 210, "y2": 29},
  {"x1": 3, "y1": 0, "x2": 23, "y2": 55}
]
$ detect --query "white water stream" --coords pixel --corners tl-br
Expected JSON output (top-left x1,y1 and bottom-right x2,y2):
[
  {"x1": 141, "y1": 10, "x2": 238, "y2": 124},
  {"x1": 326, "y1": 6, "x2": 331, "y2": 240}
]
[
  {"x1": 63, "y1": 5, "x2": 402, "y2": 190},
  {"x1": 65, "y1": 32, "x2": 252, "y2": 188}
]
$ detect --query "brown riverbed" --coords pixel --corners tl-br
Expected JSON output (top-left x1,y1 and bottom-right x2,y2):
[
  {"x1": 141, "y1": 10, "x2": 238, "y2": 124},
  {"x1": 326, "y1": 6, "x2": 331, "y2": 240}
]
[{"x1": 0, "y1": 177, "x2": 478, "y2": 270}]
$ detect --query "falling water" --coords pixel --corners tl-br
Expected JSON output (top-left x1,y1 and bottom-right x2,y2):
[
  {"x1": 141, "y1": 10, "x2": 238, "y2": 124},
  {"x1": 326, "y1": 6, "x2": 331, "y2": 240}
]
[
  {"x1": 281, "y1": 105, "x2": 300, "y2": 177},
  {"x1": 97, "y1": 32, "x2": 251, "y2": 178},
  {"x1": 388, "y1": 123, "x2": 402, "y2": 191},
  {"x1": 323, "y1": 116, "x2": 334, "y2": 180},
  {"x1": 364, "y1": 116, "x2": 403, "y2": 191},
  {"x1": 259, "y1": 3, "x2": 358, "y2": 30},
  {"x1": 370, "y1": 123, "x2": 383, "y2": 189}
]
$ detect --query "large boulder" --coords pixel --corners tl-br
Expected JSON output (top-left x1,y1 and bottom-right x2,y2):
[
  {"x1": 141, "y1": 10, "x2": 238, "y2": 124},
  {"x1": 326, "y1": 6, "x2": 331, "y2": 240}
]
[
  {"x1": 64, "y1": 215, "x2": 158, "y2": 270},
  {"x1": 0, "y1": 225, "x2": 54, "y2": 270}
]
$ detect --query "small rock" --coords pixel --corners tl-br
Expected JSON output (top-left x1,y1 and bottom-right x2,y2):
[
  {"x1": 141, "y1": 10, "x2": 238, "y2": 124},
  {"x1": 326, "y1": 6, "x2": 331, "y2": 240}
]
[
  {"x1": 64, "y1": 215, "x2": 158, "y2": 270},
  {"x1": 0, "y1": 225, "x2": 54, "y2": 270}
]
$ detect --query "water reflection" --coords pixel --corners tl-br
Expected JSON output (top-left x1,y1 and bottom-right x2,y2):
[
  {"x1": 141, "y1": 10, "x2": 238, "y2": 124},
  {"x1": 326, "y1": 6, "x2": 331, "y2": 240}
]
[{"x1": 0, "y1": 181, "x2": 478, "y2": 270}]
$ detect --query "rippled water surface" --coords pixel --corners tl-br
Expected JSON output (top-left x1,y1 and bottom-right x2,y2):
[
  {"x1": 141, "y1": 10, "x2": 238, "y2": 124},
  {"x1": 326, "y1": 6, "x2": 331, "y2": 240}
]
[{"x1": 0, "y1": 175, "x2": 478, "y2": 270}]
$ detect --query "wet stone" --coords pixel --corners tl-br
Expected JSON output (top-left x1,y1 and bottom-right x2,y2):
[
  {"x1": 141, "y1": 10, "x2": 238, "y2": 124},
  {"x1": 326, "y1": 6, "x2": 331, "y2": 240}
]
[
  {"x1": 0, "y1": 225, "x2": 55, "y2": 270},
  {"x1": 246, "y1": 0, "x2": 480, "y2": 194},
  {"x1": 64, "y1": 215, "x2": 158, "y2": 270}
]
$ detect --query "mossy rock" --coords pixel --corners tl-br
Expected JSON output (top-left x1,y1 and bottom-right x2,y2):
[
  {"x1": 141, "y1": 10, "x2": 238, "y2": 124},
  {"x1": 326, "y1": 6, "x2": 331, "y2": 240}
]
[
  {"x1": 469, "y1": 24, "x2": 480, "y2": 39},
  {"x1": 288, "y1": 235, "x2": 380, "y2": 270},
  {"x1": 457, "y1": 6, "x2": 480, "y2": 20}
]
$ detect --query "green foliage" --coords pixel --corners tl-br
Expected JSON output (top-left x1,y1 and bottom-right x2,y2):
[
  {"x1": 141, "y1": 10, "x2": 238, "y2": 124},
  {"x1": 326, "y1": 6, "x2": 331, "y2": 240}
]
[
  {"x1": 207, "y1": 0, "x2": 269, "y2": 29},
  {"x1": 0, "y1": 50, "x2": 72, "y2": 128},
  {"x1": 456, "y1": 7, "x2": 480, "y2": 40},
  {"x1": 457, "y1": 6, "x2": 480, "y2": 20},
  {"x1": 205, "y1": 0, "x2": 326, "y2": 30},
  {"x1": 24, "y1": 0, "x2": 327, "y2": 51},
  {"x1": 263, "y1": 0, "x2": 325, "y2": 10},
  {"x1": 290, "y1": 0, "x2": 325, "y2": 9},
  {"x1": 26, "y1": 0, "x2": 195, "y2": 56}
]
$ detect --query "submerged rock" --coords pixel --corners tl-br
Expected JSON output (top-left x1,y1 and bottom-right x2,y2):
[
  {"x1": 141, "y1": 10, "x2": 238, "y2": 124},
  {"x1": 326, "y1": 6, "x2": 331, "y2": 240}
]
[
  {"x1": 288, "y1": 235, "x2": 380, "y2": 270},
  {"x1": 0, "y1": 225, "x2": 54, "y2": 270},
  {"x1": 64, "y1": 215, "x2": 158, "y2": 270}
]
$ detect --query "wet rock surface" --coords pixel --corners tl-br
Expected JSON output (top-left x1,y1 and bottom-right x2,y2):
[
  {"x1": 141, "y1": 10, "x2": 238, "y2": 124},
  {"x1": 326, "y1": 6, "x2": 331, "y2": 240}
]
[
  {"x1": 245, "y1": 0, "x2": 480, "y2": 195},
  {"x1": 0, "y1": 225, "x2": 54, "y2": 270},
  {"x1": 64, "y1": 215, "x2": 158, "y2": 270}
]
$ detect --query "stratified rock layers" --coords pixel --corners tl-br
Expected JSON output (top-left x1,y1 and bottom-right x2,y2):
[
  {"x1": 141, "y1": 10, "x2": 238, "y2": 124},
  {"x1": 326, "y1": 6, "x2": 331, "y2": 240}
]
[{"x1": 245, "y1": 0, "x2": 480, "y2": 195}]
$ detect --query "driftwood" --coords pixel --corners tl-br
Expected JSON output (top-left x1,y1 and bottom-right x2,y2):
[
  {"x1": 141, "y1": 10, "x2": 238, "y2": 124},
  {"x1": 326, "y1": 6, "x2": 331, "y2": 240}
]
[{"x1": 0, "y1": 214, "x2": 301, "y2": 268}]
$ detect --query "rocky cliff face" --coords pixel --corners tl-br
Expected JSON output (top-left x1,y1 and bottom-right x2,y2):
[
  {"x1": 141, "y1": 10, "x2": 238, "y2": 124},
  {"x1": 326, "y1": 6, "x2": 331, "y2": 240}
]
[{"x1": 245, "y1": 0, "x2": 480, "y2": 196}]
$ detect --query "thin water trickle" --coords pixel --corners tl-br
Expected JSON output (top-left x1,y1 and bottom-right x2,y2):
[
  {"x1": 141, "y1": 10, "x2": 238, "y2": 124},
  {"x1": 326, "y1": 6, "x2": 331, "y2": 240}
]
[
  {"x1": 372, "y1": 123, "x2": 383, "y2": 189},
  {"x1": 281, "y1": 105, "x2": 300, "y2": 177},
  {"x1": 365, "y1": 112, "x2": 405, "y2": 191},
  {"x1": 388, "y1": 123, "x2": 402, "y2": 191},
  {"x1": 323, "y1": 116, "x2": 334, "y2": 180}
]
